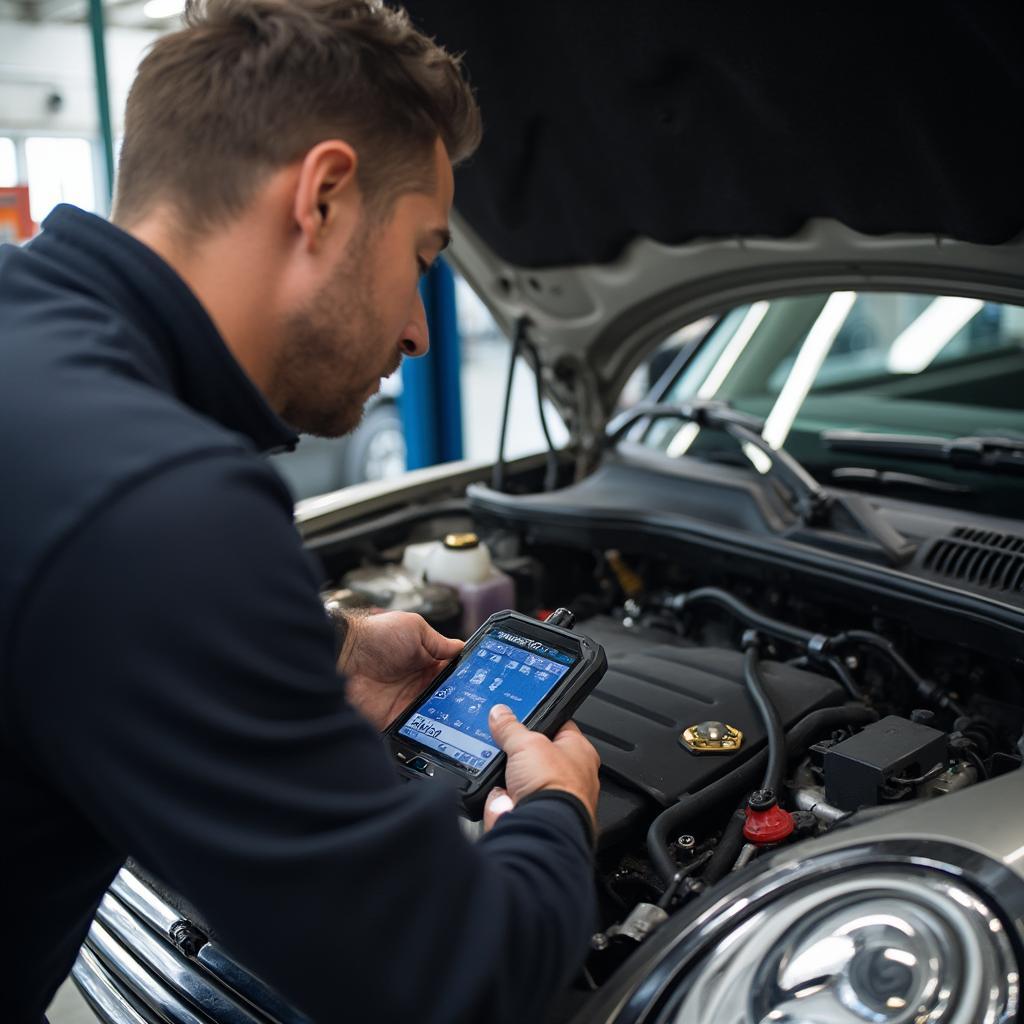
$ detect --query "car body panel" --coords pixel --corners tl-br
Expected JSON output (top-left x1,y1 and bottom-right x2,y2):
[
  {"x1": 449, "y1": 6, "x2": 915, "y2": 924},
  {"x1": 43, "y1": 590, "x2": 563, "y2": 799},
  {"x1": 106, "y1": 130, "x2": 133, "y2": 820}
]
[{"x1": 447, "y1": 212, "x2": 1024, "y2": 442}]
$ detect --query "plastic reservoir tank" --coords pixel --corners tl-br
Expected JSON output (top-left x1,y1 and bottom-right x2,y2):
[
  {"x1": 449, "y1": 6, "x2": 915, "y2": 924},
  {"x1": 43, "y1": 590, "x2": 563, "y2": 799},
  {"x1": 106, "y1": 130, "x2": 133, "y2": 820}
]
[{"x1": 403, "y1": 533, "x2": 514, "y2": 637}]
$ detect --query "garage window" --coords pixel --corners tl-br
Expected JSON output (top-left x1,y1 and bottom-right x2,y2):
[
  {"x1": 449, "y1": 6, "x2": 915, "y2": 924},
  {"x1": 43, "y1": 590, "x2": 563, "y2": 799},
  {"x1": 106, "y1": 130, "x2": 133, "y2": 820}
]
[
  {"x1": 0, "y1": 138, "x2": 16, "y2": 186},
  {"x1": 25, "y1": 136, "x2": 96, "y2": 224}
]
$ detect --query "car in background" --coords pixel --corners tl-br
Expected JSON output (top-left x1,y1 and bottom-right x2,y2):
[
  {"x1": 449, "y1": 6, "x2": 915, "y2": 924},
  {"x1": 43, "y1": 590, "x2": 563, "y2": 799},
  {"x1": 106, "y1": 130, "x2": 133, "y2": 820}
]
[
  {"x1": 270, "y1": 388, "x2": 405, "y2": 500},
  {"x1": 70, "y1": 5, "x2": 1024, "y2": 1024}
]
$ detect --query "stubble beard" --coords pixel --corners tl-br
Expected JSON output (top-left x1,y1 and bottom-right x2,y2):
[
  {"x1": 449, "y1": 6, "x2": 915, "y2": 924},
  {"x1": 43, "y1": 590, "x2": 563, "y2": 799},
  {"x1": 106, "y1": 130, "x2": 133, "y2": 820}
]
[{"x1": 275, "y1": 230, "x2": 396, "y2": 439}]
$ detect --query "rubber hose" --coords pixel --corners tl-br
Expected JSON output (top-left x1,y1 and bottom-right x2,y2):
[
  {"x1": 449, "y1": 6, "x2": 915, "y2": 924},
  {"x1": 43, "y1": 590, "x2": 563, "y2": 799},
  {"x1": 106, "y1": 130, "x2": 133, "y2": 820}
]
[
  {"x1": 701, "y1": 803, "x2": 748, "y2": 887},
  {"x1": 743, "y1": 638, "x2": 786, "y2": 795},
  {"x1": 824, "y1": 655, "x2": 865, "y2": 700},
  {"x1": 833, "y1": 629, "x2": 965, "y2": 718},
  {"x1": 491, "y1": 321, "x2": 524, "y2": 493},
  {"x1": 671, "y1": 587, "x2": 814, "y2": 648},
  {"x1": 646, "y1": 703, "x2": 878, "y2": 884}
]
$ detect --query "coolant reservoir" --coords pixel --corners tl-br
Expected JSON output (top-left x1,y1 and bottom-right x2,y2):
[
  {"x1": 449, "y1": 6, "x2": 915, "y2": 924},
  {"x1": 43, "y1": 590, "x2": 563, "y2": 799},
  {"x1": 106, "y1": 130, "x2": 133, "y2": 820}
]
[
  {"x1": 401, "y1": 540, "x2": 439, "y2": 578},
  {"x1": 423, "y1": 533, "x2": 514, "y2": 636}
]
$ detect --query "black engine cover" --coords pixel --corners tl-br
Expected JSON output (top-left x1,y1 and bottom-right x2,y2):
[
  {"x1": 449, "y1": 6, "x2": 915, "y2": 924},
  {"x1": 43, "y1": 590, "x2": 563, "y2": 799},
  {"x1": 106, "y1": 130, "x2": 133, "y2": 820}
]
[{"x1": 574, "y1": 617, "x2": 844, "y2": 843}]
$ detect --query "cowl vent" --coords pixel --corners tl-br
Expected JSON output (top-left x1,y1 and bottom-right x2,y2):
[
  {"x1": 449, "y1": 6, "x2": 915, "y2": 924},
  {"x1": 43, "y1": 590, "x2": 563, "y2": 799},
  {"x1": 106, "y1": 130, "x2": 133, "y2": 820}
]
[{"x1": 923, "y1": 527, "x2": 1024, "y2": 593}]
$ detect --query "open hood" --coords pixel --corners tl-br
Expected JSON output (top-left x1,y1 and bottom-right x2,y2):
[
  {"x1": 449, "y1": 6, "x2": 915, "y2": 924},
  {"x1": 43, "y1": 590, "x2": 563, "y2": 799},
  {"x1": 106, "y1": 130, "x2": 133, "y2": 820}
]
[{"x1": 405, "y1": 2, "x2": 1024, "y2": 443}]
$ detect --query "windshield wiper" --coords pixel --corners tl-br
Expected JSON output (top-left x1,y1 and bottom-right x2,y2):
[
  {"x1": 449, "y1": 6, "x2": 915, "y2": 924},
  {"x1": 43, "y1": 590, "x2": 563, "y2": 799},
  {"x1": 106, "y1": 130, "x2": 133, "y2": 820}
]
[
  {"x1": 830, "y1": 467, "x2": 974, "y2": 495},
  {"x1": 607, "y1": 400, "x2": 914, "y2": 565},
  {"x1": 822, "y1": 430, "x2": 1024, "y2": 477},
  {"x1": 607, "y1": 399, "x2": 765, "y2": 443},
  {"x1": 608, "y1": 400, "x2": 827, "y2": 515}
]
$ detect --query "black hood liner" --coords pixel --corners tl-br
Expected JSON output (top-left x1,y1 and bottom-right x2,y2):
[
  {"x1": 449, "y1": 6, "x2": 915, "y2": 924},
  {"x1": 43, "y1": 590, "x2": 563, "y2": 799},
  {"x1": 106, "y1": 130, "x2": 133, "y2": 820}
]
[{"x1": 405, "y1": 2, "x2": 1024, "y2": 268}]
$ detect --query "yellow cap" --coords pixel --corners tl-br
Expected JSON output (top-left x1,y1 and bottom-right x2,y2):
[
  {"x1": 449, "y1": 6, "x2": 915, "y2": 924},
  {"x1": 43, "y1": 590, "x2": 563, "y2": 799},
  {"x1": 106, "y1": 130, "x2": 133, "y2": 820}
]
[{"x1": 443, "y1": 532, "x2": 480, "y2": 550}]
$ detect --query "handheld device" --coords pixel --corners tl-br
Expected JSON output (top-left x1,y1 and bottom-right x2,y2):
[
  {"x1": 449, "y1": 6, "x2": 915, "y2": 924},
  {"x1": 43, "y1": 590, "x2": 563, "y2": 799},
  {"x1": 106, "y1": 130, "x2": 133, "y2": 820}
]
[{"x1": 386, "y1": 608, "x2": 607, "y2": 818}]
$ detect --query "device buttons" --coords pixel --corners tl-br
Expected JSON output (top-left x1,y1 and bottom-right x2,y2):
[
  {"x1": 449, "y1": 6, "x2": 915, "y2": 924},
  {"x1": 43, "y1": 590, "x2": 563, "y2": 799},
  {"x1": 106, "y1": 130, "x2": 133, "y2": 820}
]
[{"x1": 407, "y1": 756, "x2": 435, "y2": 777}]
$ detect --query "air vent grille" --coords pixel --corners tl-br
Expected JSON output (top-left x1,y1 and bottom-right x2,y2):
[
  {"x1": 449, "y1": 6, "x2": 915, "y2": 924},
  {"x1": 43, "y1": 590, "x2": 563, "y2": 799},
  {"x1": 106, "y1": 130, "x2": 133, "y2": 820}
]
[{"x1": 923, "y1": 526, "x2": 1024, "y2": 593}]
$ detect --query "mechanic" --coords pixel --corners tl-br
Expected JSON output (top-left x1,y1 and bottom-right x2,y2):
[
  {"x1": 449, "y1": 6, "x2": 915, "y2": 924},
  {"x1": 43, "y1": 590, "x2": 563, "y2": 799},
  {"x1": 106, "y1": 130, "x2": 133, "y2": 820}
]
[{"x1": 0, "y1": 3, "x2": 601, "y2": 1022}]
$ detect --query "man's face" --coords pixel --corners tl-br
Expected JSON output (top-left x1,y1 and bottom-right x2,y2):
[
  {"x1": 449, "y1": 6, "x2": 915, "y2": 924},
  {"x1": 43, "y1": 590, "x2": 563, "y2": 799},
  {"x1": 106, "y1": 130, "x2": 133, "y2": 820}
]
[{"x1": 275, "y1": 140, "x2": 454, "y2": 438}]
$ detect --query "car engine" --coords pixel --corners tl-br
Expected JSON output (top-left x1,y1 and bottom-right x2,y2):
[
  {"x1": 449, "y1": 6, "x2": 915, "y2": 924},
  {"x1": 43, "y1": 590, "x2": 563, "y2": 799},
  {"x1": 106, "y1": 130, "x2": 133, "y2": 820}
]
[{"x1": 312, "y1": 488, "x2": 1024, "y2": 1006}]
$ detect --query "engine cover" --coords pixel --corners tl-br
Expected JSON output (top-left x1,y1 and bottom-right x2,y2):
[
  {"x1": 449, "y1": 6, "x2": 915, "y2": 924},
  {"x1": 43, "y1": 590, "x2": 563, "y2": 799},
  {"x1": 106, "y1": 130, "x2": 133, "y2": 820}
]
[{"x1": 574, "y1": 617, "x2": 845, "y2": 843}]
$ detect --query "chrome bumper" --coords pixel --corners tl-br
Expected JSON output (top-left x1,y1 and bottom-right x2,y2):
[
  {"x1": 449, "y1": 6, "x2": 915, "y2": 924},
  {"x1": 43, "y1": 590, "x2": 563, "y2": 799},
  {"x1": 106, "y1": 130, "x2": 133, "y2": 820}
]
[{"x1": 72, "y1": 868, "x2": 306, "y2": 1024}]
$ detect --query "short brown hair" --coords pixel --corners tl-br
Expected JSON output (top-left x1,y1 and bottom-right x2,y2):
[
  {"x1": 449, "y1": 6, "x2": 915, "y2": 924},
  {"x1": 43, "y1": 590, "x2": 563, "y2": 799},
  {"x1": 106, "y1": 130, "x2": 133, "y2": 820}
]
[{"x1": 113, "y1": 0, "x2": 481, "y2": 231}]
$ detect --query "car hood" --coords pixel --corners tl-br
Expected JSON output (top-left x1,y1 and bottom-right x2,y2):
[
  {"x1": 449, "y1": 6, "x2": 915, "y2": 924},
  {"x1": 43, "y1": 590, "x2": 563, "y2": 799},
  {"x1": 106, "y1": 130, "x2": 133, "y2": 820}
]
[{"x1": 405, "y1": 1, "x2": 1024, "y2": 441}]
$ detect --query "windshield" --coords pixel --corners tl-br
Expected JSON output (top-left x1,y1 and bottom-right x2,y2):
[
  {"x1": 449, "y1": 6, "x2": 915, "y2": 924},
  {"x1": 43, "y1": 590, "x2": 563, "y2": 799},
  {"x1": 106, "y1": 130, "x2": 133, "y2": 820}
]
[{"x1": 641, "y1": 291, "x2": 1024, "y2": 514}]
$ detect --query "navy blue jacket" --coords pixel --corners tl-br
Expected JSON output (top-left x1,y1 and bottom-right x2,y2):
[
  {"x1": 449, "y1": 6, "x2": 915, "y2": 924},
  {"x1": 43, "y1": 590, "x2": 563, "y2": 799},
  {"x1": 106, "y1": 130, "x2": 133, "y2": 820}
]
[{"x1": 0, "y1": 205, "x2": 595, "y2": 1023}]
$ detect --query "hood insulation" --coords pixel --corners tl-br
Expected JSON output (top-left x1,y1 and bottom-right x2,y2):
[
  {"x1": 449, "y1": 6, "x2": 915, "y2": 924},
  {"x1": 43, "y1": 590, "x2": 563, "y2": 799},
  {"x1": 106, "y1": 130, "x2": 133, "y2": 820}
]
[{"x1": 406, "y1": 1, "x2": 1024, "y2": 269}]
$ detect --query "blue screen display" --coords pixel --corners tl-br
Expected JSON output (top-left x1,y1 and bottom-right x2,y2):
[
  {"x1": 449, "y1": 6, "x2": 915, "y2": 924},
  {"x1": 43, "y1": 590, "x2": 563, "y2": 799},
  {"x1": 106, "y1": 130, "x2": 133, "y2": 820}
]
[{"x1": 398, "y1": 626, "x2": 577, "y2": 775}]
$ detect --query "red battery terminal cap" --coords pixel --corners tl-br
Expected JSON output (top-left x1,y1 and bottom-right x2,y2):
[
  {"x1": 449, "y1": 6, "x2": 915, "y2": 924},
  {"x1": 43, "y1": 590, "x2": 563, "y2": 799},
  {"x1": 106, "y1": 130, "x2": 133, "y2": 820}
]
[{"x1": 743, "y1": 789, "x2": 795, "y2": 845}]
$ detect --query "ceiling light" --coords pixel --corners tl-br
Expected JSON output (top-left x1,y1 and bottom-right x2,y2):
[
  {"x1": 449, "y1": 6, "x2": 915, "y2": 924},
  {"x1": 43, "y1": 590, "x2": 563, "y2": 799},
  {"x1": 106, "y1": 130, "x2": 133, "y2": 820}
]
[{"x1": 143, "y1": 0, "x2": 186, "y2": 20}]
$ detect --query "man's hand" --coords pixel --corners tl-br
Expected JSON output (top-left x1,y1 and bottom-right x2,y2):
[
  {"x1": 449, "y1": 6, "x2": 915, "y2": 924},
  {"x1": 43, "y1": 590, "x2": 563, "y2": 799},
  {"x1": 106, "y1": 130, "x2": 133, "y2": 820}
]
[
  {"x1": 339, "y1": 611, "x2": 463, "y2": 730},
  {"x1": 483, "y1": 704, "x2": 600, "y2": 832}
]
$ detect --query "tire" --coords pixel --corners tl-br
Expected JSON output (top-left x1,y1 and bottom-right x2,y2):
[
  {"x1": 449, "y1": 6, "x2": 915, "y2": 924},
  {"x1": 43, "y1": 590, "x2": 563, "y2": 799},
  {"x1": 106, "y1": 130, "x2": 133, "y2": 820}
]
[{"x1": 341, "y1": 401, "x2": 406, "y2": 485}]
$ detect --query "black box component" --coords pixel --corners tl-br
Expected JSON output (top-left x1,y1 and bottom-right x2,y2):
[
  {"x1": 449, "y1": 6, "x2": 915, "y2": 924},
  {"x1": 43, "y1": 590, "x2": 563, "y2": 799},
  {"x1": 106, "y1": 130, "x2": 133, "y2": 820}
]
[{"x1": 822, "y1": 715, "x2": 948, "y2": 811}]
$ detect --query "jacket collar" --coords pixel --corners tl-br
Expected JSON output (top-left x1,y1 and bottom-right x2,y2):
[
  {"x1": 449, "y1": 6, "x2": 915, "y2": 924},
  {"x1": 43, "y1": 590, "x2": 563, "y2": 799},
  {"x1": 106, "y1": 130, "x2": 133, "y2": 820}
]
[{"x1": 36, "y1": 205, "x2": 298, "y2": 454}]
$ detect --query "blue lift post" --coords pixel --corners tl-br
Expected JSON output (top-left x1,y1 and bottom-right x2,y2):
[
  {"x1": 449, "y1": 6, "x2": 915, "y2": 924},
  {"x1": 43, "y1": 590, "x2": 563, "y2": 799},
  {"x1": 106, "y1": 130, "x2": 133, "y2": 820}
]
[
  {"x1": 88, "y1": 0, "x2": 116, "y2": 205},
  {"x1": 400, "y1": 259, "x2": 464, "y2": 469}
]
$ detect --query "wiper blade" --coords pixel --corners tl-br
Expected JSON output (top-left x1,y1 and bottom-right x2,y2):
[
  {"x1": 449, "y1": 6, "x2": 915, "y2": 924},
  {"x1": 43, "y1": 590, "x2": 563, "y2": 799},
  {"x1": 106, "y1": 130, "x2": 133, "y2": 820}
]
[
  {"x1": 830, "y1": 467, "x2": 973, "y2": 495},
  {"x1": 822, "y1": 430, "x2": 1024, "y2": 476},
  {"x1": 607, "y1": 401, "x2": 914, "y2": 565}
]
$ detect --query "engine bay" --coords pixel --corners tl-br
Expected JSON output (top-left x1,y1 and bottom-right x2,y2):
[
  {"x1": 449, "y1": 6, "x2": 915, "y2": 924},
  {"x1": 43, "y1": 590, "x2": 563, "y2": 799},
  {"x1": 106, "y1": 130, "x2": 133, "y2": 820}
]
[{"x1": 310, "y1": 468, "x2": 1024, "y2": 1004}]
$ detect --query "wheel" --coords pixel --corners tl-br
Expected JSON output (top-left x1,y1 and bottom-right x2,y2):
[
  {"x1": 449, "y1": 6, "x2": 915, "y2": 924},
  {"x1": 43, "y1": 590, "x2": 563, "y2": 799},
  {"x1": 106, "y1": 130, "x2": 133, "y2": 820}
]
[{"x1": 342, "y1": 401, "x2": 406, "y2": 485}]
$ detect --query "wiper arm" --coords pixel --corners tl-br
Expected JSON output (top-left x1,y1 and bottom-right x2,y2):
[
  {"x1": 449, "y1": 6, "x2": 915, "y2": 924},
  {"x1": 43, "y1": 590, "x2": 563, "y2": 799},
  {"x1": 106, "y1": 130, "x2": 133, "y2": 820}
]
[
  {"x1": 822, "y1": 430, "x2": 1024, "y2": 476},
  {"x1": 607, "y1": 401, "x2": 913, "y2": 564},
  {"x1": 606, "y1": 399, "x2": 765, "y2": 443},
  {"x1": 831, "y1": 467, "x2": 973, "y2": 495},
  {"x1": 607, "y1": 400, "x2": 829, "y2": 522}
]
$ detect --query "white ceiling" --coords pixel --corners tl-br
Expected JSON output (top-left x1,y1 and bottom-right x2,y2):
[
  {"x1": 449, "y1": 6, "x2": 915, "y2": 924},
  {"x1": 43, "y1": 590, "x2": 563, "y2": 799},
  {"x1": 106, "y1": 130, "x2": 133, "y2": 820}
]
[{"x1": 0, "y1": 0, "x2": 181, "y2": 29}]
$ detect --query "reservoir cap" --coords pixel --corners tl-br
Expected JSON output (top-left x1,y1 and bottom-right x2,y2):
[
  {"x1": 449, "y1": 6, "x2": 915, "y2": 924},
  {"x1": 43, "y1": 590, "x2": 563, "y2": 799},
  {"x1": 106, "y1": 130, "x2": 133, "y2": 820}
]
[{"x1": 444, "y1": 532, "x2": 480, "y2": 550}]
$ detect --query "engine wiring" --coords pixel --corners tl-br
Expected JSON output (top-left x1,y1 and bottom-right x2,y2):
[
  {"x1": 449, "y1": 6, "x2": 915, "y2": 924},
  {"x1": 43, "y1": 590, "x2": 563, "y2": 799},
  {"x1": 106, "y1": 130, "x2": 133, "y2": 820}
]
[
  {"x1": 654, "y1": 585, "x2": 963, "y2": 718},
  {"x1": 644, "y1": 704, "x2": 878, "y2": 885}
]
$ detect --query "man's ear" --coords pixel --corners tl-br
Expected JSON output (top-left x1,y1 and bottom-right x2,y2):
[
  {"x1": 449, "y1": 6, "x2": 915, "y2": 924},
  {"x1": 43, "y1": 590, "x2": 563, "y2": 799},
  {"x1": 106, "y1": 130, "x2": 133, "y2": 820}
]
[{"x1": 292, "y1": 140, "x2": 360, "y2": 252}]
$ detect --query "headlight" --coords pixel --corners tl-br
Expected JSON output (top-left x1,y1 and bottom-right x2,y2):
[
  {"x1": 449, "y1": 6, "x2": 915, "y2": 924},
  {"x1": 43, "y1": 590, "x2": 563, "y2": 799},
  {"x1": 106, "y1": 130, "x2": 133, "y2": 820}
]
[{"x1": 660, "y1": 868, "x2": 1018, "y2": 1024}]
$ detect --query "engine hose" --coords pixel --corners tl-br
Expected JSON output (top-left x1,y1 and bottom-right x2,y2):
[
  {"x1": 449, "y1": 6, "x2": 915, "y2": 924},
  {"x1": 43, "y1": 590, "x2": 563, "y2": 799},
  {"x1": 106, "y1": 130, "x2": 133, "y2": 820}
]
[
  {"x1": 823, "y1": 655, "x2": 865, "y2": 701},
  {"x1": 831, "y1": 629, "x2": 965, "y2": 718},
  {"x1": 742, "y1": 634, "x2": 785, "y2": 795},
  {"x1": 646, "y1": 703, "x2": 878, "y2": 885},
  {"x1": 657, "y1": 849, "x2": 714, "y2": 909},
  {"x1": 663, "y1": 588, "x2": 958, "y2": 713},
  {"x1": 665, "y1": 587, "x2": 814, "y2": 648},
  {"x1": 701, "y1": 803, "x2": 748, "y2": 888},
  {"x1": 491, "y1": 318, "x2": 526, "y2": 493}
]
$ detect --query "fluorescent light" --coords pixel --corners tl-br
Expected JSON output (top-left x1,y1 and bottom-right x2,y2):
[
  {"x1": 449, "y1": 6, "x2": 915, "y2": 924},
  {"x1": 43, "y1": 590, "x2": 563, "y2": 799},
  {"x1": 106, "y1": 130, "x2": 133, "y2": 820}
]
[
  {"x1": 742, "y1": 441, "x2": 773, "y2": 474},
  {"x1": 144, "y1": 0, "x2": 185, "y2": 19},
  {"x1": 666, "y1": 422, "x2": 701, "y2": 457},
  {"x1": 887, "y1": 296, "x2": 985, "y2": 374},
  {"x1": 666, "y1": 301, "x2": 771, "y2": 457},
  {"x1": 696, "y1": 301, "x2": 771, "y2": 399},
  {"x1": 762, "y1": 291, "x2": 857, "y2": 450}
]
